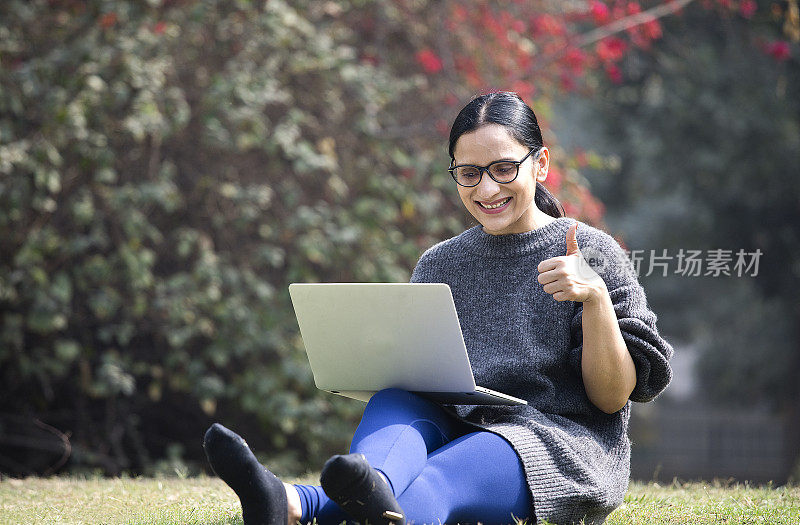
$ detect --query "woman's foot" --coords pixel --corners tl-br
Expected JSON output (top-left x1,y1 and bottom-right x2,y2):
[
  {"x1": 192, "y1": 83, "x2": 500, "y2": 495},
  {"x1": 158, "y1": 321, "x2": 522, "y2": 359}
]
[
  {"x1": 203, "y1": 423, "x2": 291, "y2": 525},
  {"x1": 320, "y1": 453, "x2": 406, "y2": 525}
]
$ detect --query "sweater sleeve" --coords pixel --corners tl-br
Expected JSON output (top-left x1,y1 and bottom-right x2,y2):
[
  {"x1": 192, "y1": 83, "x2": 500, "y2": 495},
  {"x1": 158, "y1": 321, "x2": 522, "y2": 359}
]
[
  {"x1": 568, "y1": 228, "x2": 674, "y2": 403},
  {"x1": 409, "y1": 253, "x2": 430, "y2": 283},
  {"x1": 409, "y1": 242, "x2": 443, "y2": 283}
]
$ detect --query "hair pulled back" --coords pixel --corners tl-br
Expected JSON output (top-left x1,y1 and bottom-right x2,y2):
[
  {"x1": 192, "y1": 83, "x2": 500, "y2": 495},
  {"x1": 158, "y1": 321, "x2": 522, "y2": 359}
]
[{"x1": 448, "y1": 92, "x2": 564, "y2": 219}]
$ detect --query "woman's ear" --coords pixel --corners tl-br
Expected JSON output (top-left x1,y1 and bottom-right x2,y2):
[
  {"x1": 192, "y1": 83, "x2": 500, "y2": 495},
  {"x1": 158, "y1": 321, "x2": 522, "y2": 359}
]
[{"x1": 535, "y1": 147, "x2": 550, "y2": 182}]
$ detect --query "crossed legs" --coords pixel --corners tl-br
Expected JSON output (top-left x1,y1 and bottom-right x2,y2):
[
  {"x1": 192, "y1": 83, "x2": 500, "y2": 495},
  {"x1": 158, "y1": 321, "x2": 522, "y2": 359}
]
[{"x1": 205, "y1": 389, "x2": 532, "y2": 525}]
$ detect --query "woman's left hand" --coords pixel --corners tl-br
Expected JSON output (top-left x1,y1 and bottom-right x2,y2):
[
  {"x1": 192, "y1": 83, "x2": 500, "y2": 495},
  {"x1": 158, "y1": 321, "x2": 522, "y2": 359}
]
[{"x1": 537, "y1": 223, "x2": 607, "y2": 303}]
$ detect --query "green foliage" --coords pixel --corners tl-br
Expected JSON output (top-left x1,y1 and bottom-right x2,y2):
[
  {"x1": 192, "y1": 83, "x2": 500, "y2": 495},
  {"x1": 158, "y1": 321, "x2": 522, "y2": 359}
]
[{"x1": 0, "y1": 0, "x2": 464, "y2": 475}]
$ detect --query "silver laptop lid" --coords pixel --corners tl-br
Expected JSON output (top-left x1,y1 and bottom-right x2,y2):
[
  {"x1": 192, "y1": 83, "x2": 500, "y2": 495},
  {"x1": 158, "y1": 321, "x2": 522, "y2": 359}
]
[{"x1": 288, "y1": 283, "x2": 478, "y2": 394}]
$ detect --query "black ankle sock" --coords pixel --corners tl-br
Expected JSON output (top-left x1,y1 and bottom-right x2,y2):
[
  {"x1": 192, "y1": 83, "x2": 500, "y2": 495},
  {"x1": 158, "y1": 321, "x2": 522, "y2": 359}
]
[
  {"x1": 203, "y1": 423, "x2": 288, "y2": 525},
  {"x1": 320, "y1": 453, "x2": 406, "y2": 525}
]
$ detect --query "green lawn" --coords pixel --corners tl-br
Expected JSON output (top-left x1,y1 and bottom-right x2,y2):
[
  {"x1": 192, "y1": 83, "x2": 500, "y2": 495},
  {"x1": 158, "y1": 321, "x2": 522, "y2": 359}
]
[{"x1": 0, "y1": 476, "x2": 797, "y2": 524}]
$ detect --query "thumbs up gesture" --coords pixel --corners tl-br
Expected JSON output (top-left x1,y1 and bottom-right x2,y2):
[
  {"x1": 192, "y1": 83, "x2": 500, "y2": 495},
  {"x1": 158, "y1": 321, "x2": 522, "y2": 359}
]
[{"x1": 536, "y1": 223, "x2": 606, "y2": 303}]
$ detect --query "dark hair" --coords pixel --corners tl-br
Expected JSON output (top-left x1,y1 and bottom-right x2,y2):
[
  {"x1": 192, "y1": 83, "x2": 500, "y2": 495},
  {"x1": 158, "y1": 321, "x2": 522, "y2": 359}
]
[{"x1": 448, "y1": 91, "x2": 565, "y2": 219}]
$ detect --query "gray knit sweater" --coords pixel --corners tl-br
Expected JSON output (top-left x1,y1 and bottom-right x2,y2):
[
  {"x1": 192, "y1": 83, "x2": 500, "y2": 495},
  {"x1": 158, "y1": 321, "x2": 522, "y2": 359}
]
[{"x1": 409, "y1": 217, "x2": 673, "y2": 525}]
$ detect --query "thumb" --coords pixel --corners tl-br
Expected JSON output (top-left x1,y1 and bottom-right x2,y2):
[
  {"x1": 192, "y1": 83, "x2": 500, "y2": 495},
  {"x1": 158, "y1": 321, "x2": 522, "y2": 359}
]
[{"x1": 566, "y1": 223, "x2": 580, "y2": 256}]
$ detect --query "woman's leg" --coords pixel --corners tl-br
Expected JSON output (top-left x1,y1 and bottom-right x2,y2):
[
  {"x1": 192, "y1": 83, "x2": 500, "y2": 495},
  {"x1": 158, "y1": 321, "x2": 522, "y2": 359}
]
[
  {"x1": 296, "y1": 388, "x2": 472, "y2": 524},
  {"x1": 397, "y1": 431, "x2": 532, "y2": 525},
  {"x1": 349, "y1": 388, "x2": 471, "y2": 494},
  {"x1": 203, "y1": 423, "x2": 291, "y2": 525}
]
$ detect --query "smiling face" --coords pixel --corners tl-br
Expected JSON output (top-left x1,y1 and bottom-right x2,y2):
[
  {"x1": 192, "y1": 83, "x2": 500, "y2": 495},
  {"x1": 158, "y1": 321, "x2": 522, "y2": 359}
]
[{"x1": 452, "y1": 123, "x2": 551, "y2": 235}]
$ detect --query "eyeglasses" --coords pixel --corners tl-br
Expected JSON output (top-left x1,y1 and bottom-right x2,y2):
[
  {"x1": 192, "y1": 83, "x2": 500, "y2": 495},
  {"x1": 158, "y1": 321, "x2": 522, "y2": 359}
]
[{"x1": 448, "y1": 148, "x2": 542, "y2": 187}]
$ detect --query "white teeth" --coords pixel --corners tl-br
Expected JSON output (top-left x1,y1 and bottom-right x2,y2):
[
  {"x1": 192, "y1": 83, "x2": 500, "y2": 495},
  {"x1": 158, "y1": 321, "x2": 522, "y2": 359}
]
[{"x1": 479, "y1": 197, "x2": 511, "y2": 209}]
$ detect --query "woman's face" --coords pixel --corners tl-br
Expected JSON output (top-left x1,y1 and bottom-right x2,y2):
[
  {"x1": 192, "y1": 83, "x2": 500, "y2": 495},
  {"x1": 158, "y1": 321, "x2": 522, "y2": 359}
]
[{"x1": 452, "y1": 123, "x2": 549, "y2": 235}]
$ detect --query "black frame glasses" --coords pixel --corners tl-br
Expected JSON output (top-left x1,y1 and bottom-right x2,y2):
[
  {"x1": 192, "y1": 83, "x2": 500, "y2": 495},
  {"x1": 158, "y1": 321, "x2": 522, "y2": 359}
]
[{"x1": 448, "y1": 148, "x2": 542, "y2": 187}]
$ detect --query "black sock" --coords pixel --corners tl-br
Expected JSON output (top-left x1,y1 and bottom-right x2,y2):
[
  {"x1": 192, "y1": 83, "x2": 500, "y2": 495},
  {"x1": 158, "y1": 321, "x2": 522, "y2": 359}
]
[
  {"x1": 203, "y1": 423, "x2": 288, "y2": 525},
  {"x1": 320, "y1": 453, "x2": 406, "y2": 525}
]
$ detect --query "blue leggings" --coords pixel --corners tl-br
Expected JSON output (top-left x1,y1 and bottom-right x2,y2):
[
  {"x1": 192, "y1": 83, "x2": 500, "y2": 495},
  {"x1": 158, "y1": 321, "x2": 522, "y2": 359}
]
[{"x1": 294, "y1": 389, "x2": 532, "y2": 525}]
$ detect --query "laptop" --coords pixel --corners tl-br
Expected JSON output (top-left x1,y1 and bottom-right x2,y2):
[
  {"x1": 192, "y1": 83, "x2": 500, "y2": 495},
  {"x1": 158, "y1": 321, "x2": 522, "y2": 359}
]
[{"x1": 288, "y1": 283, "x2": 527, "y2": 406}]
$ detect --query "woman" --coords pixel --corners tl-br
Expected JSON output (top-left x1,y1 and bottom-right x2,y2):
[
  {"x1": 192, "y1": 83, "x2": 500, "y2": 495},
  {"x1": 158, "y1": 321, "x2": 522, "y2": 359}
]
[{"x1": 203, "y1": 91, "x2": 673, "y2": 525}]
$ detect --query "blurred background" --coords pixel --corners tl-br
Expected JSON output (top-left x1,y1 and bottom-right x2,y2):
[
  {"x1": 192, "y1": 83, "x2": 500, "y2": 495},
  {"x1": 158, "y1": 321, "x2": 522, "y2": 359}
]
[{"x1": 1, "y1": 0, "x2": 798, "y2": 484}]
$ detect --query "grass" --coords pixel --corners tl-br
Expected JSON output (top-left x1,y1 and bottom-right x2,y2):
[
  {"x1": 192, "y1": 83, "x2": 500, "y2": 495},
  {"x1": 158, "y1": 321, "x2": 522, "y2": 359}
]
[
  {"x1": 607, "y1": 479, "x2": 799, "y2": 524},
  {"x1": 0, "y1": 476, "x2": 798, "y2": 524}
]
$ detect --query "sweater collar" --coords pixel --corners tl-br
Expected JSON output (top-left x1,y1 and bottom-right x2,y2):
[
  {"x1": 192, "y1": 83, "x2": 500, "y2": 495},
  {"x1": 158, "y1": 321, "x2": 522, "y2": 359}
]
[{"x1": 461, "y1": 217, "x2": 575, "y2": 258}]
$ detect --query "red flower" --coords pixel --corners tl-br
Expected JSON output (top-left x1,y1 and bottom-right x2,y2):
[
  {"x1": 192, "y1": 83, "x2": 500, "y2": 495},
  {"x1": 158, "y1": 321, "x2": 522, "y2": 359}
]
[
  {"x1": 596, "y1": 37, "x2": 628, "y2": 62},
  {"x1": 564, "y1": 47, "x2": 587, "y2": 75},
  {"x1": 739, "y1": 0, "x2": 757, "y2": 18},
  {"x1": 605, "y1": 64, "x2": 623, "y2": 84},
  {"x1": 99, "y1": 12, "x2": 117, "y2": 28},
  {"x1": 585, "y1": 196, "x2": 606, "y2": 224},
  {"x1": 590, "y1": 1, "x2": 609, "y2": 24},
  {"x1": 643, "y1": 19, "x2": 662, "y2": 40},
  {"x1": 562, "y1": 201, "x2": 578, "y2": 216},
  {"x1": 560, "y1": 73, "x2": 576, "y2": 92},
  {"x1": 416, "y1": 49, "x2": 443, "y2": 74},
  {"x1": 516, "y1": 52, "x2": 532, "y2": 70},
  {"x1": 153, "y1": 21, "x2": 167, "y2": 34},
  {"x1": 626, "y1": 1, "x2": 642, "y2": 16},
  {"x1": 532, "y1": 14, "x2": 565, "y2": 37},
  {"x1": 510, "y1": 81, "x2": 536, "y2": 100},
  {"x1": 545, "y1": 166, "x2": 562, "y2": 192},
  {"x1": 766, "y1": 40, "x2": 791, "y2": 62}
]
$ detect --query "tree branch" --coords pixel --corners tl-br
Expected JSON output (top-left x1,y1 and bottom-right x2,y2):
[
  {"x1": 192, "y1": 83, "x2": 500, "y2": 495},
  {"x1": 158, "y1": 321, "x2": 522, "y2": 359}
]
[
  {"x1": 576, "y1": 0, "x2": 696, "y2": 48},
  {"x1": 530, "y1": 0, "x2": 697, "y2": 74},
  {"x1": 34, "y1": 418, "x2": 72, "y2": 476}
]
